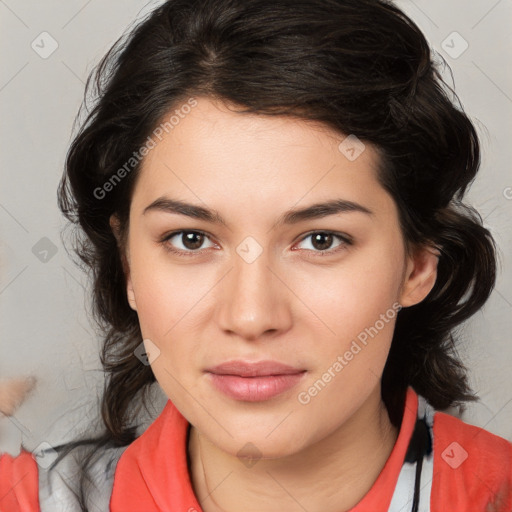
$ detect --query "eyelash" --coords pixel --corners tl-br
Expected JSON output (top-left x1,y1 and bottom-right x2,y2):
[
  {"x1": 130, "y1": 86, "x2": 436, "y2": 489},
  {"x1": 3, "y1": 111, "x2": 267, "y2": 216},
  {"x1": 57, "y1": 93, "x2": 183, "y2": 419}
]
[{"x1": 158, "y1": 229, "x2": 353, "y2": 257}]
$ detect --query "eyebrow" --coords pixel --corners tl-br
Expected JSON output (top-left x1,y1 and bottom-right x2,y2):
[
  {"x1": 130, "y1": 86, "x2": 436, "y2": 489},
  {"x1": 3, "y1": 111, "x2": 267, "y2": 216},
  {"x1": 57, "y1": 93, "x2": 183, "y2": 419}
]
[{"x1": 143, "y1": 197, "x2": 374, "y2": 227}]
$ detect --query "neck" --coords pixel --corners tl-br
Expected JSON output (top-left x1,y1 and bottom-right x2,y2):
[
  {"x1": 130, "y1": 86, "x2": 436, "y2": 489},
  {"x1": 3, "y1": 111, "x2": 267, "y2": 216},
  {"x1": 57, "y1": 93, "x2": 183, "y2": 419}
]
[{"x1": 188, "y1": 387, "x2": 400, "y2": 512}]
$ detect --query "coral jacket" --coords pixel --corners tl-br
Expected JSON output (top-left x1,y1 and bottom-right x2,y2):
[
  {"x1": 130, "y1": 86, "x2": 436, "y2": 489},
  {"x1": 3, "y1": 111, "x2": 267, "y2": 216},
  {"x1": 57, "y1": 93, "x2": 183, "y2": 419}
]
[{"x1": 1, "y1": 386, "x2": 511, "y2": 511}]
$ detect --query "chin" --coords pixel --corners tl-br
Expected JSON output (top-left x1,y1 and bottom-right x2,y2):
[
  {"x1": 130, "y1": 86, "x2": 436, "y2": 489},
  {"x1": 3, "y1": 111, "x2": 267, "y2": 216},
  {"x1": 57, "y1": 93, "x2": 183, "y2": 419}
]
[{"x1": 205, "y1": 423, "x2": 311, "y2": 462}]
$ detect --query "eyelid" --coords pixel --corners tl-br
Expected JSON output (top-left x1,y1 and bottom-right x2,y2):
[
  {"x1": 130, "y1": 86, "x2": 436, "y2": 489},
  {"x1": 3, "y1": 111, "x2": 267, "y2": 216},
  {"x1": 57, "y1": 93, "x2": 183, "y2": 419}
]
[{"x1": 159, "y1": 229, "x2": 353, "y2": 256}]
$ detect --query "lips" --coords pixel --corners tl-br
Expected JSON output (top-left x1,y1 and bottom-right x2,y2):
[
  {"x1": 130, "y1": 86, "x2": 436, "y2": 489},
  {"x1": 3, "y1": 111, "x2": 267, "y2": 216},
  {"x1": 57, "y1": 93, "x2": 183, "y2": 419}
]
[
  {"x1": 205, "y1": 360, "x2": 307, "y2": 401},
  {"x1": 206, "y1": 360, "x2": 305, "y2": 377}
]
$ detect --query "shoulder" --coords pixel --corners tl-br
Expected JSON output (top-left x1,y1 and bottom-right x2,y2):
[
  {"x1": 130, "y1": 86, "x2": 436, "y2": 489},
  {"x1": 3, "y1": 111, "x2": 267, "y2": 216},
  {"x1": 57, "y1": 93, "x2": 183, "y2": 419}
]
[
  {"x1": 431, "y1": 409, "x2": 512, "y2": 511},
  {"x1": 37, "y1": 442, "x2": 127, "y2": 511},
  {"x1": 0, "y1": 442, "x2": 129, "y2": 512},
  {"x1": 109, "y1": 400, "x2": 194, "y2": 510},
  {"x1": 0, "y1": 449, "x2": 39, "y2": 511}
]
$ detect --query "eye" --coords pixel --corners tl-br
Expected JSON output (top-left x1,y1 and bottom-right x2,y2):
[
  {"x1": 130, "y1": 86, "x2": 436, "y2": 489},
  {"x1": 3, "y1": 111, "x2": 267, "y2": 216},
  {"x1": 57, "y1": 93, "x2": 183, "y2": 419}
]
[
  {"x1": 293, "y1": 231, "x2": 353, "y2": 255},
  {"x1": 160, "y1": 230, "x2": 217, "y2": 256},
  {"x1": 159, "y1": 229, "x2": 353, "y2": 257}
]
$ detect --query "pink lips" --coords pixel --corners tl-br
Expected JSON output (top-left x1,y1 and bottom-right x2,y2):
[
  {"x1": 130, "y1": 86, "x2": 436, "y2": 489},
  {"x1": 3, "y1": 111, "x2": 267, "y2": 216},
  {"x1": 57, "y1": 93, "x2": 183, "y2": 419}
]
[{"x1": 205, "y1": 360, "x2": 307, "y2": 402}]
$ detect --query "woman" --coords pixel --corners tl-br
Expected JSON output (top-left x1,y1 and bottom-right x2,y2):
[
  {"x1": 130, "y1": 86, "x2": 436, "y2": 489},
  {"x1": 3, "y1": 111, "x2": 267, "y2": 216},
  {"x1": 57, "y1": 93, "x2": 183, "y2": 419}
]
[{"x1": 1, "y1": 0, "x2": 511, "y2": 510}]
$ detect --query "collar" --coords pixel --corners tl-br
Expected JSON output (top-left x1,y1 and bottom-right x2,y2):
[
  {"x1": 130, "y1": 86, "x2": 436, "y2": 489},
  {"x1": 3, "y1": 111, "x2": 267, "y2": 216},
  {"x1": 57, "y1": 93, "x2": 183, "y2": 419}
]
[{"x1": 110, "y1": 387, "x2": 419, "y2": 511}]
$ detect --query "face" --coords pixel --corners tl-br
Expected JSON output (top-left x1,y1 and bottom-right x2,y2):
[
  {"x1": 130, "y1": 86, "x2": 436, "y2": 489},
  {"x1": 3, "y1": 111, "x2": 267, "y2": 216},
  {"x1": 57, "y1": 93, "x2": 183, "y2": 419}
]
[{"x1": 114, "y1": 96, "x2": 437, "y2": 459}]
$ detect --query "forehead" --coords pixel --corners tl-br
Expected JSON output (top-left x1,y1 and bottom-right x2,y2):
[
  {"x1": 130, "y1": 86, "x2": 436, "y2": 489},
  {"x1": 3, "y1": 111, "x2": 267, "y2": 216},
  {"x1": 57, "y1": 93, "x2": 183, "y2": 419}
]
[{"x1": 131, "y1": 96, "x2": 394, "y2": 219}]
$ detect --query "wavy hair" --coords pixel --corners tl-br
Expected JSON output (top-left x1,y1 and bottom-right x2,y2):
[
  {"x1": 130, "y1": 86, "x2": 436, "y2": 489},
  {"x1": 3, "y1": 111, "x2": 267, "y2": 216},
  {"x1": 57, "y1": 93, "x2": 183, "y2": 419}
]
[{"x1": 45, "y1": 0, "x2": 497, "y2": 508}]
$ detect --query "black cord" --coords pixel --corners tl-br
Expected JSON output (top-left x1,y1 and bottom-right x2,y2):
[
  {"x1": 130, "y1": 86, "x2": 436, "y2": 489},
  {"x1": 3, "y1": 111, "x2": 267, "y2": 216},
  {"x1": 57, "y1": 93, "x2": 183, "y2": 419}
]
[
  {"x1": 404, "y1": 418, "x2": 431, "y2": 512},
  {"x1": 410, "y1": 446, "x2": 424, "y2": 512}
]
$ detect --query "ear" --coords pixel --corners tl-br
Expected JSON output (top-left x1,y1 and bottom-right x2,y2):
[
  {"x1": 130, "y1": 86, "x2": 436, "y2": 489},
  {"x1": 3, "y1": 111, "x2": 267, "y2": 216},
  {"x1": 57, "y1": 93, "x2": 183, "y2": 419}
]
[
  {"x1": 126, "y1": 274, "x2": 138, "y2": 311},
  {"x1": 399, "y1": 244, "x2": 440, "y2": 308},
  {"x1": 109, "y1": 214, "x2": 137, "y2": 311}
]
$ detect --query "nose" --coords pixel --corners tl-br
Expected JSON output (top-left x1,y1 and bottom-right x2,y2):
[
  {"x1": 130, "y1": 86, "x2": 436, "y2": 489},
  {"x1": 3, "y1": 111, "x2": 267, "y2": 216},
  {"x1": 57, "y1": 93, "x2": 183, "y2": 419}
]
[{"x1": 215, "y1": 246, "x2": 293, "y2": 342}]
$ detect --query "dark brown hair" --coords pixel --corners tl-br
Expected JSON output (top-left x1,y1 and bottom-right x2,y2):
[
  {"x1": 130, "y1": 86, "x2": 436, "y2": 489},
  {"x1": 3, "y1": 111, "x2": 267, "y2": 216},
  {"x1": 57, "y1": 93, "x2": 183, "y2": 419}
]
[{"x1": 44, "y1": 0, "x2": 497, "y2": 508}]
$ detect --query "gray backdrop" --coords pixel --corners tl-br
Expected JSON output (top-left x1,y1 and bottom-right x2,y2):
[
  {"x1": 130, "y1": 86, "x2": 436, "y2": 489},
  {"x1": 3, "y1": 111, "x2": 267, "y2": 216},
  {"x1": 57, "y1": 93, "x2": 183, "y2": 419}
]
[{"x1": 1, "y1": 0, "x2": 511, "y2": 458}]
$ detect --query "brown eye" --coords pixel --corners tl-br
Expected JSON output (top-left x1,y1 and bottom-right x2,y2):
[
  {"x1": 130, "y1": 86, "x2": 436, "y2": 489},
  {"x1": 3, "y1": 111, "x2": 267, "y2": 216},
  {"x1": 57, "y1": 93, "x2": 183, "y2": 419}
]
[
  {"x1": 311, "y1": 232, "x2": 334, "y2": 251},
  {"x1": 294, "y1": 231, "x2": 352, "y2": 255},
  {"x1": 180, "y1": 231, "x2": 205, "y2": 250},
  {"x1": 160, "y1": 230, "x2": 216, "y2": 255}
]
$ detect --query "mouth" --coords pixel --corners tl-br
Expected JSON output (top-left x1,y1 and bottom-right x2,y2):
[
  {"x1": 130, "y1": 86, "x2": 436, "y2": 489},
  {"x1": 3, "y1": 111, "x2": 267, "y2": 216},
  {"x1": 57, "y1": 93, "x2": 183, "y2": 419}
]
[{"x1": 204, "y1": 360, "x2": 307, "y2": 402}]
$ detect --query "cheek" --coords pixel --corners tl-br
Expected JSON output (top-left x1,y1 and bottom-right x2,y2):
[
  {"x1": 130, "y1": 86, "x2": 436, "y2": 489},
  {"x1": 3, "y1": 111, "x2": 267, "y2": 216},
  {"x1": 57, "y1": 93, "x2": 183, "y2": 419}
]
[
  {"x1": 293, "y1": 241, "x2": 403, "y2": 347},
  {"x1": 129, "y1": 242, "x2": 206, "y2": 337},
  {"x1": 128, "y1": 249, "x2": 215, "y2": 390},
  {"x1": 293, "y1": 257, "x2": 402, "y2": 428},
  {"x1": 130, "y1": 258, "x2": 206, "y2": 406}
]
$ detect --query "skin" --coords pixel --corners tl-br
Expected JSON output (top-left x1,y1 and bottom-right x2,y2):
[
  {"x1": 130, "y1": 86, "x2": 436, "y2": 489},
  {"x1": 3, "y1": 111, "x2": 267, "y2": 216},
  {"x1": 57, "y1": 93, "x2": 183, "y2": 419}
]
[
  {"x1": 0, "y1": 377, "x2": 36, "y2": 417},
  {"x1": 111, "y1": 96, "x2": 439, "y2": 512}
]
